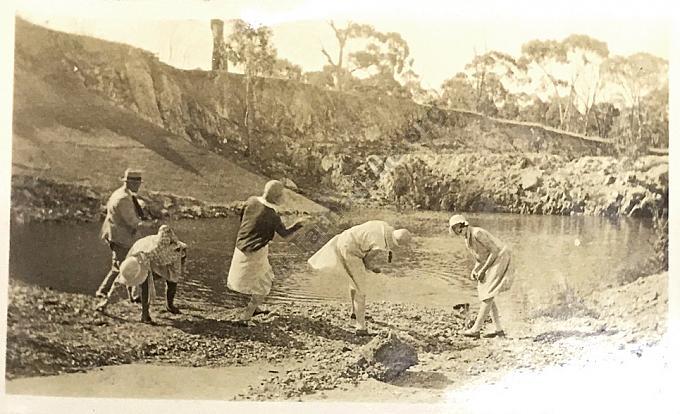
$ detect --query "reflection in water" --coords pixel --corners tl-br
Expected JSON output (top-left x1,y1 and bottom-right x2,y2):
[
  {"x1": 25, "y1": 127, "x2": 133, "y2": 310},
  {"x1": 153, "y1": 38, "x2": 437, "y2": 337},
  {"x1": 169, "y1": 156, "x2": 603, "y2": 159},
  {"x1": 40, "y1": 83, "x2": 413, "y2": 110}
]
[{"x1": 9, "y1": 209, "x2": 653, "y2": 311}]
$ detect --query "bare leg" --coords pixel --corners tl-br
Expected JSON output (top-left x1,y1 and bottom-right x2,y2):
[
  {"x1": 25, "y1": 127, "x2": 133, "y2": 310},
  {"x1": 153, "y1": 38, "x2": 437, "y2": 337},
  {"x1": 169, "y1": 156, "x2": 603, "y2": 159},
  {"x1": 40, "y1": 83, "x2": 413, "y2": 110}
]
[
  {"x1": 490, "y1": 300, "x2": 503, "y2": 332},
  {"x1": 353, "y1": 292, "x2": 367, "y2": 331},
  {"x1": 464, "y1": 298, "x2": 492, "y2": 335},
  {"x1": 349, "y1": 287, "x2": 357, "y2": 318},
  {"x1": 241, "y1": 294, "x2": 265, "y2": 321}
]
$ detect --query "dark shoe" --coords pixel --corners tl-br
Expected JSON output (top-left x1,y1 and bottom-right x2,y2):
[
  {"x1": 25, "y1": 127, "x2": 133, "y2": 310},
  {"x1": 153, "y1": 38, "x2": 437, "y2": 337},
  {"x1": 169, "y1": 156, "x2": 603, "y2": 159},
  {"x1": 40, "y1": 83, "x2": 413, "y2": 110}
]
[
  {"x1": 452, "y1": 303, "x2": 470, "y2": 313},
  {"x1": 141, "y1": 313, "x2": 155, "y2": 325},
  {"x1": 462, "y1": 329, "x2": 481, "y2": 339},
  {"x1": 253, "y1": 308, "x2": 270, "y2": 317},
  {"x1": 165, "y1": 282, "x2": 180, "y2": 314},
  {"x1": 355, "y1": 329, "x2": 374, "y2": 337},
  {"x1": 165, "y1": 304, "x2": 181, "y2": 314},
  {"x1": 482, "y1": 330, "x2": 506, "y2": 338},
  {"x1": 350, "y1": 313, "x2": 372, "y2": 321}
]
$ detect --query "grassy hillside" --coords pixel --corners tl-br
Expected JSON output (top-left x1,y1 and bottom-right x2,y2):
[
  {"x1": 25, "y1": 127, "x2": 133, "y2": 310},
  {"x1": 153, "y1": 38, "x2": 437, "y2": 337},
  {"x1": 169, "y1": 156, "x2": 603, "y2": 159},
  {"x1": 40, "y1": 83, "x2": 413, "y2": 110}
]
[{"x1": 11, "y1": 19, "x2": 324, "y2": 213}]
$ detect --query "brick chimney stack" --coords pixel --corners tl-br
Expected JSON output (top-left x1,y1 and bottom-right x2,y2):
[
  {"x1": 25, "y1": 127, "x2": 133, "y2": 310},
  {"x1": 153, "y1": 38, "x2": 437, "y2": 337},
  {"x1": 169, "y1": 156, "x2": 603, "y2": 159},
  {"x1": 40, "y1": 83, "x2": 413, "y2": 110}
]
[{"x1": 211, "y1": 19, "x2": 227, "y2": 71}]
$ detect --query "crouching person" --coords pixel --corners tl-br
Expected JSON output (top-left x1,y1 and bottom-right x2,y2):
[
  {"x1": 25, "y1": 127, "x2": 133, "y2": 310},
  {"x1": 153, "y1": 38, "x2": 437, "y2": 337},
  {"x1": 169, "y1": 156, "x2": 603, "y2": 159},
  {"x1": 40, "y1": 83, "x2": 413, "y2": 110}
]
[
  {"x1": 308, "y1": 220, "x2": 412, "y2": 336},
  {"x1": 99, "y1": 225, "x2": 187, "y2": 324}
]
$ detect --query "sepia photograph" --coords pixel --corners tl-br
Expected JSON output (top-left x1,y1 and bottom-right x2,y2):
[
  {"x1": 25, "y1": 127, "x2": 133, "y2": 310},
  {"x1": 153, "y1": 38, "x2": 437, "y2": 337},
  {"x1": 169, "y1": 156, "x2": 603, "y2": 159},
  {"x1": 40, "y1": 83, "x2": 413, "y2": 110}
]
[{"x1": 1, "y1": 0, "x2": 676, "y2": 412}]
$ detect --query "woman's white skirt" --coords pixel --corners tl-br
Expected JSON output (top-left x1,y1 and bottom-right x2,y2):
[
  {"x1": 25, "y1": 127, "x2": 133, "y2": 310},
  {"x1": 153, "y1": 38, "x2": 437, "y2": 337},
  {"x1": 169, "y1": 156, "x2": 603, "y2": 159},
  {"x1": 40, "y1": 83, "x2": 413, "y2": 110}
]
[
  {"x1": 308, "y1": 235, "x2": 368, "y2": 294},
  {"x1": 227, "y1": 245, "x2": 274, "y2": 296},
  {"x1": 308, "y1": 235, "x2": 340, "y2": 272}
]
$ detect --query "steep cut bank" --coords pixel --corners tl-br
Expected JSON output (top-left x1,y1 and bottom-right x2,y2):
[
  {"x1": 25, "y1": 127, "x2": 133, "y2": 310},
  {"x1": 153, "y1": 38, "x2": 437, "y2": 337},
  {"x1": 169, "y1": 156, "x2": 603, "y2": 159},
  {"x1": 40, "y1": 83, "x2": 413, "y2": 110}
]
[
  {"x1": 13, "y1": 18, "x2": 615, "y2": 192},
  {"x1": 12, "y1": 18, "x2": 667, "y2": 220},
  {"x1": 12, "y1": 18, "x2": 325, "y2": 215}
]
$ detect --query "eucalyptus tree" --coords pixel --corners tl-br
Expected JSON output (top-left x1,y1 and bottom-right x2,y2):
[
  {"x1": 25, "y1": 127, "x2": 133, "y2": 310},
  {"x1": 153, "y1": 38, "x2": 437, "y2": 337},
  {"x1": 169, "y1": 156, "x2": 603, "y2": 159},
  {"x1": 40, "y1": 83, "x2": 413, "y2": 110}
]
[
  {"x1": 225, "y1": 19, "x2": 277, "y2": 156},
  {"x1": 602, "y1": 53, "x2": 668, "y2": 146},
  {"x1": 321, "y1": 21, "x2": 413, "y2": 95}
]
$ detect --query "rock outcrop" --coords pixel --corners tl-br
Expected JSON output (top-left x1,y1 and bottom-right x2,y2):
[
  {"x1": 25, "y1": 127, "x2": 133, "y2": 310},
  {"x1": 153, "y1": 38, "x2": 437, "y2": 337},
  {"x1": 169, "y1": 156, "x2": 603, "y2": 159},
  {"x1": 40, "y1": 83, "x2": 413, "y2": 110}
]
[
  {"x1": 353, "y1": 331, "x2": 419, "y2": 381},
  {"x1": 331, "y1": 152, "x2": 668, "y2": 218}
]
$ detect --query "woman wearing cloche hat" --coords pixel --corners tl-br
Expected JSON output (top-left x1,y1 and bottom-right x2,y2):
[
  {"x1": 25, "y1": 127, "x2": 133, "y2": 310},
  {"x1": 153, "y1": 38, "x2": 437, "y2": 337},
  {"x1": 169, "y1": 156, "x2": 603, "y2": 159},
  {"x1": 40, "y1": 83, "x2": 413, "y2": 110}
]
[
  {"x1": 308, "y1": 220, "x2": 413, "y2": 336},
  {"x1": 103, "y1": 225, "x2": 187, "y2": 324},
  {"x1": 449, "y1": 214, "x2": 514, "y2": 339}
]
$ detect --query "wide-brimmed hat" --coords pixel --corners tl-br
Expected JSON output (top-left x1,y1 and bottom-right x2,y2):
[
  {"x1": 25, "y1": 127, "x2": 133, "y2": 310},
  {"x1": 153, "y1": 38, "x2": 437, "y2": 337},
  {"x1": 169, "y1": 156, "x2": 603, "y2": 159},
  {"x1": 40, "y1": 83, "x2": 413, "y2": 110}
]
[
  {"x1": 121, "y1": 168, "x2": 143, "y2": 182},
  {"x1": 448, "y1": 215, "x2": 469, "y2": 228},
  {"x1": 118, "y1": 256, "x2": 149, "y2": 287}
]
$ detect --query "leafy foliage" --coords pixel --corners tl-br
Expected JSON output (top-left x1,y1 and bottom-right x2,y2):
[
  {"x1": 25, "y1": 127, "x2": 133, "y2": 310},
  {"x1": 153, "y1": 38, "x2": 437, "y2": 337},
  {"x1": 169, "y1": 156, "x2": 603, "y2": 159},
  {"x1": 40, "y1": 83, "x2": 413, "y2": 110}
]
[
  {"x1": 225, "y1": 20, "x2": 277, "y2": 77},
  {"x1": 320, "y1": 21, "x2": 417, "y2": 96},
  {"x1": 273, "y1": 58, "x2": 303, "y2": 82},
  {"x1": 212, "y1": 20, "x2": 668, "y2": 153},
  {"x1": 224, "y1": 20, "x2": 278, "y2": 156}
]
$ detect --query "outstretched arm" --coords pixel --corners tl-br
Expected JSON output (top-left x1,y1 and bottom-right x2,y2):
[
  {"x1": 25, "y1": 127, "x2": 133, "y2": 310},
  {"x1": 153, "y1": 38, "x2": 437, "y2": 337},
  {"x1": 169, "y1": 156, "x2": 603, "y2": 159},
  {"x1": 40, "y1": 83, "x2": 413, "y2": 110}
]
[
  {"x1": 476, "y1": 253, "x2": 497, "y2": 280},
  {"x1": 275, "y1": 216, "x2": 305, "y2": 238}
]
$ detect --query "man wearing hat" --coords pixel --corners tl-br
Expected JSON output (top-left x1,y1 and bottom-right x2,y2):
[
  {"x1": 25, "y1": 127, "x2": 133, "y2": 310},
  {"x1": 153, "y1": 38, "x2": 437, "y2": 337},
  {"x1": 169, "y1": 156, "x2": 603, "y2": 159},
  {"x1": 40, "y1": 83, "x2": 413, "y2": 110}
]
[
  {"x1": 95, "y1": 168, "x2": 154, "y2": 307},
  {"x1": 308, "y1": 220, "x2": 413, "y2": 336}
]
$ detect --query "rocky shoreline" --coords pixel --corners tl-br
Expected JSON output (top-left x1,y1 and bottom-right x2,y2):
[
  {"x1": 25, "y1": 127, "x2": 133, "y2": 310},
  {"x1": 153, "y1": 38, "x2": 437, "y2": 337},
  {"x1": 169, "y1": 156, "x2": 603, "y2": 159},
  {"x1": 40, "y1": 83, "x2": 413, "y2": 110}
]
[
  {"x1": 10, "y1": 175, "x2": 313, "y2": 224},
  {"x1": 5, "y1": 271, "x2": 668, "y2": 400},
  {"x1": 10, "y1": 152, "x2": 669, "y2": 225},
  {"x1": 324, "y1": 151, "x2": 668, "y2": 218}
]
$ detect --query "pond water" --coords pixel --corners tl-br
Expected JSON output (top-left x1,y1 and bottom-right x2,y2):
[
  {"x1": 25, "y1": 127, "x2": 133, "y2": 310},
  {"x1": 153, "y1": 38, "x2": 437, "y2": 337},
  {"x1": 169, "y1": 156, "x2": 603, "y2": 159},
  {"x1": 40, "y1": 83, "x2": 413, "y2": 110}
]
[{"x1": 9, "y1": 208, "x2": 654, "y2": 315}]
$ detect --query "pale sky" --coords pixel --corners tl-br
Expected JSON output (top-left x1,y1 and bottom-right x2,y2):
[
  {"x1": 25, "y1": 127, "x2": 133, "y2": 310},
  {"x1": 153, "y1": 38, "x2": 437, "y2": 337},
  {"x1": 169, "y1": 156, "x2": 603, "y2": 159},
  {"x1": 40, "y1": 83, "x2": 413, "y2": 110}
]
[{"x1": 14, "y1": 0, "x2": 672, "y2": 91}]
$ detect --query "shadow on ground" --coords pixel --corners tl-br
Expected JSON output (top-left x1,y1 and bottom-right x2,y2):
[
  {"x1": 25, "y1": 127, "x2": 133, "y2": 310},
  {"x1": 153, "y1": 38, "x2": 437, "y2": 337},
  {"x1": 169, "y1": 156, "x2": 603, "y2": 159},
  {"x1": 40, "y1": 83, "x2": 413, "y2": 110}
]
[
  {"x1": 388, "y1": 370, "x2": 453, "y2": 390},
  {"x1": 530, "y1": 328, "x2": 618, "y2": 344}
]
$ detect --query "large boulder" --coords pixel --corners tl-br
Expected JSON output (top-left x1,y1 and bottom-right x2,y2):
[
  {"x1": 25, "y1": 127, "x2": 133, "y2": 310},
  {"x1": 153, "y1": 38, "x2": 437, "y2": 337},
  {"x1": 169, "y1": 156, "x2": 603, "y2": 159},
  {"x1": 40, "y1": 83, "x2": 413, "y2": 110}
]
[{"x1": 355, "y1": 331, "x2": 418, "y2": 381}]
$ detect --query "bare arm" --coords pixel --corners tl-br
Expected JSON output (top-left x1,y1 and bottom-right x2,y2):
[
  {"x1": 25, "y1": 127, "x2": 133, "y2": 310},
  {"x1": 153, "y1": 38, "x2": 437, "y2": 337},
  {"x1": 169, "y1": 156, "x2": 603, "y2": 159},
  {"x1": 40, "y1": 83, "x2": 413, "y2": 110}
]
[
  {"x1": 473, "y1": 230, "x2": 502, "y2": 277},
  {"x1": 477, "y1": 253, "x2": 497, "y2": 278}
]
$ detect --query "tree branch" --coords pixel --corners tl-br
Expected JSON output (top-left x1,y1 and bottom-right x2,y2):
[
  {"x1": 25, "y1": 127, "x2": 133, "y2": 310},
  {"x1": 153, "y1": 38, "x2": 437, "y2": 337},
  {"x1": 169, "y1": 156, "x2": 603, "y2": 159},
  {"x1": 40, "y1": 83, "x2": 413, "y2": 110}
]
[{"x1": 321, "y1": 47, "x2": 336, "y2": 67}]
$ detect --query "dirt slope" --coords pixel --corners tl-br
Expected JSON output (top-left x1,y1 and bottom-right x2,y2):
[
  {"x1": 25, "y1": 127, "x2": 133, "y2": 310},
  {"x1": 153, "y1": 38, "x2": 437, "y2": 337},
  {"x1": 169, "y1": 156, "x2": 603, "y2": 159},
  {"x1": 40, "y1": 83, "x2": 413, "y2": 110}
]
[{"x1": 12, "y1": 18, "x2": 324, "y2": 212}]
